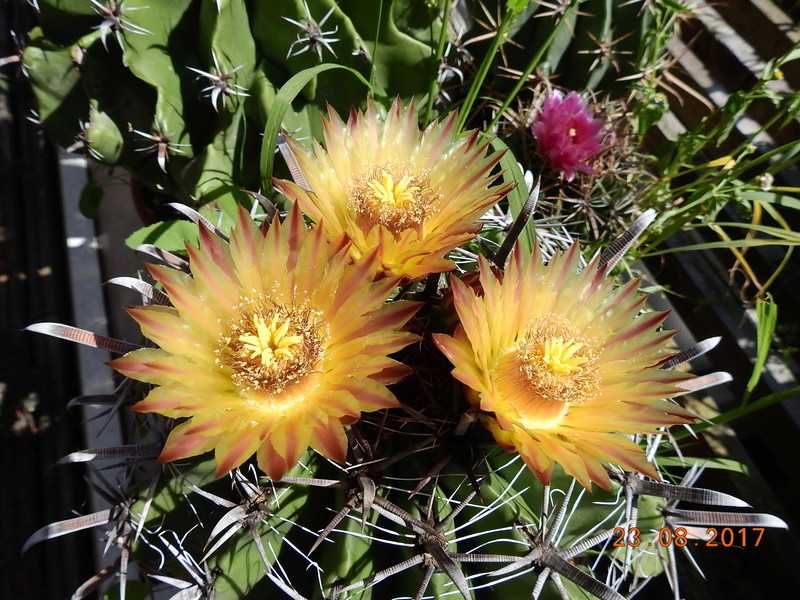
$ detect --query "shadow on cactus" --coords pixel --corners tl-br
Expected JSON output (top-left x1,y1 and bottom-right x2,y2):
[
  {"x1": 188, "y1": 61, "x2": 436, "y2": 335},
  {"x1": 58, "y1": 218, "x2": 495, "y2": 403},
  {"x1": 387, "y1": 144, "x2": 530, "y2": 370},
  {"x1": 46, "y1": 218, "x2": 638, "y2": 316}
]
[{"x1": 24, "y1": 102, "x2": 787, "y2": 600}]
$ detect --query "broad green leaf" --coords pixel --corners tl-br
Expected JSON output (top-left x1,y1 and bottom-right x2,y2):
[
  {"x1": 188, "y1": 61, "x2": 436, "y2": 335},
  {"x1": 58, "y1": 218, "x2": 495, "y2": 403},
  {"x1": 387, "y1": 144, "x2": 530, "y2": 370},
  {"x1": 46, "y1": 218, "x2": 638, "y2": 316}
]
[
  {"x1": 76, "y1": 30, "x2": 158, "y2": 165},
  {"x1": 125, "y1": 219, "x2": 200, "y2": 252},
  {"x1": 259, "y1": 63, "x2": 370, "y2": 194},
  {"x1": 37, "y1": 0, "x2": 99, "y2": 45},
  {"x1": 345, "y1": 0, "x2": 437, "y2": 99},
  {"x1": 200, "y1": 0, "x2": 256, "y2": 76},
  {"x1": 87, "y1": 102, "x2": 124, "y2": 163},
  {"x1": 198, "y1": 0, "x2": 256, "y2": 116},
  {"x1": 186, "y1": 106, "x2": 257, "y2": 203}
]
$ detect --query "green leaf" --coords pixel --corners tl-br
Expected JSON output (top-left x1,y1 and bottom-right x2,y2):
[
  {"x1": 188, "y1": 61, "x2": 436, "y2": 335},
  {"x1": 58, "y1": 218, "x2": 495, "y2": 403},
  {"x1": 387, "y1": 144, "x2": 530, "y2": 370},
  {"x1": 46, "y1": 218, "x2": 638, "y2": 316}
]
[
  {"x1": 186, "y1": 106, "x2": 254, "y2": 202},
  {"x1": 86, "y1": 103, "x2": 124, "y2": 163},
  {"x1": 740, "y1": 190, "x2": 800, "y2": 211},
  {"x1": 343, "y1": 0, "x2": 433, "y2": 100},
  {"x1": 485, "y1": 1, "x2": 580, "y2": 131},
  {"x1": 540, "y1": 575, "x2": 597, "y2": 600},
  {"x1": 643, "y1": 237, "x2": 800, "y2": 257},
  {"x1": 317, "y1": 497, "x2": 375, "y2": 599},
  {"x1": 250, "y1": 0, "x2": 410, "y2": 114},
  {"x1": 125, "y1": 219, "x2": 199, "y2": 252},
  {"x1": 129, "y1": 456, "x2": 219, "y2": 527},
  {"x1": 259, "y1": 63, "x2": 370, "y2": 194},
  {"x1": 607, "y1": 494, "x2": 668, "y2": 579},
  {"x1": 204, "y1": 190, "x2": 245, "y2": 230},
  {"x1": 212, "y1": 456, "x2": 322, "y2": 599},
  {"x1": 78, "y1": 181, "x2": 104, "y2": 219},
  {"x1": 37, "y1": 0, "x2": 99, "y2": 46},
  {"x1": 458, "y1": 6, "x2": 517, "y2": 132},
  {"x1": 198, "y1": 0, "x2": 256, "y2": 116},
  {"x1": 506, "y1": 0, "x2": 531, "y2": 13},
  {"x1": 742, "y1": 294, "x2": 778, "y2": 405},
  {"x1": 102, "y1": 580, "x2": 150, "y2": 600},
  {"x1": 493, "y1": 138, "x2": 535, "y2": 252},
  {"x1": 200, "y1": 0, "x2": 256, "y2": 76},
  {"x1": 655, "y1": 456, "x2": 749, "y2": 474},
  {"x1": 74, "y1": 30, "x2": 158, "y2": 166}
]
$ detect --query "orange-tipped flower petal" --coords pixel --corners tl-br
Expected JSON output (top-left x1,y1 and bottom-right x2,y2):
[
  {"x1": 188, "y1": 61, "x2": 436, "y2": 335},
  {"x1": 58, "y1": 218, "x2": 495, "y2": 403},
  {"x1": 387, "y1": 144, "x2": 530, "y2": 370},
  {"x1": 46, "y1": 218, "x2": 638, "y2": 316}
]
[
  {"x1": 273, "y1": 98, "x2": 511, "y2": 281},
  {"x1": 111, "y1": 205, "x2": 419, "y2": 480},
  {"x1": 434, "y1": 244, "x2": 696, "y2": 490}
]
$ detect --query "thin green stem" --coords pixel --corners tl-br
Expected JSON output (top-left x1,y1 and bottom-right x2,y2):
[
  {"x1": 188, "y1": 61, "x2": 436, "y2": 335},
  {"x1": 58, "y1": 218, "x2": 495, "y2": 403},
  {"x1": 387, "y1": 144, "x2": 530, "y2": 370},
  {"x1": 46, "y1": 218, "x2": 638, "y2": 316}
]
[
  {"x1": 455, "y1": 6, "x2": 518, "y2": 132},
  {"x1": 486, "y1": 0, "x2": 580, "y2": 132},
  {"x1": 370, "y1": 0, "x2": 385, "y2": 91},
  {"x1": 424, "y1": 0, "x2": 452, "y2": 127},
  {"x1": 672, "y1": 386, "x2": 800, "y2": 441}
]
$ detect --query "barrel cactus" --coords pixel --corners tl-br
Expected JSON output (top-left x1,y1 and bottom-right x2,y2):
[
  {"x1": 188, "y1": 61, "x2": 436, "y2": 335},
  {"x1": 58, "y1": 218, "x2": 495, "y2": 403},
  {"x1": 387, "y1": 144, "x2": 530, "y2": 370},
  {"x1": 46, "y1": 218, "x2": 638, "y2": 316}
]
[{"x1": 25, "y1": 101, "x2": 787, "y2": 599}]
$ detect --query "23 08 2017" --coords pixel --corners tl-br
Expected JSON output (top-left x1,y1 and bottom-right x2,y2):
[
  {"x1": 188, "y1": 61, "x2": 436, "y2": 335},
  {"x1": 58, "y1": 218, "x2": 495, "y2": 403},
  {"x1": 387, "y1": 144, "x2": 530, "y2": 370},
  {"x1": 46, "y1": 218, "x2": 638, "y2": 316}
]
[{"x1": 612, "y1": 527, "x2": 765, "y2": 547}]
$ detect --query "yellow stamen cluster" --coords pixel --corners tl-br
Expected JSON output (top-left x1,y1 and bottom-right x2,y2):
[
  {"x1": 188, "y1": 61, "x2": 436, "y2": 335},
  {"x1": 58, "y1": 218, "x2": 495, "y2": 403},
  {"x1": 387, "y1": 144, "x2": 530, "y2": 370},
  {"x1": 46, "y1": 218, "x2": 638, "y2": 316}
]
[
  {"x1": 367, "y1": 172, "x2": 419, "y2": 207},
  {"x1": 541, "y1": 338, "x2": 587, "y2": 375},
  {"x1": 517, "y1": 316, "x2": 600, "y2": 405},
  {"x1": 350, "y1": 163, "x2": 436, "y2": 234},
  {"x1": 239, "y1": 314, "x2": 304, "y2": 368},
  {"x1": 219, "y1": 301, "x2": 325, "y2": 396}
]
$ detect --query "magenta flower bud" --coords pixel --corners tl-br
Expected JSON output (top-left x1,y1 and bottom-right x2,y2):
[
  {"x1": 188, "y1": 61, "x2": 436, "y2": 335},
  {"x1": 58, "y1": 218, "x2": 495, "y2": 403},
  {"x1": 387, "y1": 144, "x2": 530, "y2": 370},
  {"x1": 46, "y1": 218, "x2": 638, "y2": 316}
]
[{"x1": 532, "y1": 91, "x2": 607, "y2": 182}]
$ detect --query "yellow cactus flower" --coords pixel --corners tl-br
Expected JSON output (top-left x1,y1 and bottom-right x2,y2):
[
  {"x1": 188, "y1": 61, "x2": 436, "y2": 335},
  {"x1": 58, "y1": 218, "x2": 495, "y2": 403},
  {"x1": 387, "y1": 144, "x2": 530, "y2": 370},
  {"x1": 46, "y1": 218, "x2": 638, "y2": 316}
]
[
  {"x1": 433, "y1": 244, "x2": 695, "y2": 490},
  {"x1": 273, "y1": 99, "x2": 511, "y2": 281},
  {"x1": 109, "y1": 206, "x2": 419, "y2": 481}
]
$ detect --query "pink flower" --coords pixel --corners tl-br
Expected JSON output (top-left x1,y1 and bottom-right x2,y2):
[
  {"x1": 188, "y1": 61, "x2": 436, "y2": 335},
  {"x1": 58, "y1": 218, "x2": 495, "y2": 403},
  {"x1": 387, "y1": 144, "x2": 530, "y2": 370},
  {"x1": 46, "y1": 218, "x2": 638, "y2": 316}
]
[{"x1": 532, "y1": 91, "x2": 606, "y2": 182}]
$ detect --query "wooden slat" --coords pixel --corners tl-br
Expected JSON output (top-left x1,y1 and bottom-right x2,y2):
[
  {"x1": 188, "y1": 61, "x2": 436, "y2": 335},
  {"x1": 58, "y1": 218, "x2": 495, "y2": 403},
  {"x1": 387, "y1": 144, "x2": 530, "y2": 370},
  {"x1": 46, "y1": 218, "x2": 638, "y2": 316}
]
[
  {"x1": 0, "y1": 3, "x2": 93, "y2": 598},
  {"x1": 713, "y1": 0, "x2": 800, "y2": 88}
]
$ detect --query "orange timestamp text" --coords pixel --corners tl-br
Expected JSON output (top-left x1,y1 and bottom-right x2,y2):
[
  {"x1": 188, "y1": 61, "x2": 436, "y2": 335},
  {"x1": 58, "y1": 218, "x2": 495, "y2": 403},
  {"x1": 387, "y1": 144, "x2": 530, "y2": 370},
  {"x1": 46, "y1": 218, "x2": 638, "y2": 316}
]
[{"x1": 611, "y1": 526, "x2": 766, "y2": 548}]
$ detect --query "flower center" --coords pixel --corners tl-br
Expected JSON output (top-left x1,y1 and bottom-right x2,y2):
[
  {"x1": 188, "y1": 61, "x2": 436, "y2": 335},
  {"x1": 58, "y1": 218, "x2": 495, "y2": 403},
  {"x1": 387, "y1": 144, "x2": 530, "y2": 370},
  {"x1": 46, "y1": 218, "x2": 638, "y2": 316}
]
[
  {"x1": 540, "y1": 337, "x2": 587, "y2": 375},
  {"x1": 568, "y1": 127, "x2": 577, "y2": 138},
  {"x1": 238, "y1": 314, "x2": 304, "y2": 369},
  {"x1": 518, "y1": 317, "x2": 599, "y2": 404},
  {"x1": 367, "y1": 172, "x2": 419, "y2": 207},
  {"x1": 350, "y1": 162, "x2": 437, "y2": 235},
  {"x1": 218, "y1": 300, "x2": 324, "y2": 395},
  {"x1": 495, "y1": 315, "x2": 600, "y2": 430}
]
